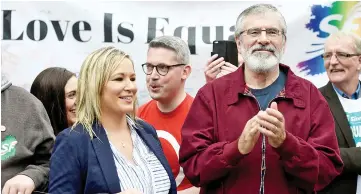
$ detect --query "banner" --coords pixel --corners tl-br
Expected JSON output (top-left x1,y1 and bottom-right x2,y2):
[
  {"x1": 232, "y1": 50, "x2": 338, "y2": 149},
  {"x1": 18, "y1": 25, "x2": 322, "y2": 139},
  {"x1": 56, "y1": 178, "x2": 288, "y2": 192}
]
[{"x1": 2, "y1": 1, "x2": 361, "y2": 105}]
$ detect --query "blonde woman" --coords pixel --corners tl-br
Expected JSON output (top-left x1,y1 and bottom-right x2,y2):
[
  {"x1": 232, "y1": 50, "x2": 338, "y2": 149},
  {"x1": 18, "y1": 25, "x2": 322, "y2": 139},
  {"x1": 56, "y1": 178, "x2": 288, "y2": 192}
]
[{"x1": 49, "y1": 47, "x2": 176, "y2": 194}]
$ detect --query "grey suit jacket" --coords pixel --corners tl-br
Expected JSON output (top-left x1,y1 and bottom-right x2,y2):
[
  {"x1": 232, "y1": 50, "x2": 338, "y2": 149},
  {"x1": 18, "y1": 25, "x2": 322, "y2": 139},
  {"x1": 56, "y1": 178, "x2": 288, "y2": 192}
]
[{"x1": 319, "y1": 81, "x2": 361, "y2": 194}]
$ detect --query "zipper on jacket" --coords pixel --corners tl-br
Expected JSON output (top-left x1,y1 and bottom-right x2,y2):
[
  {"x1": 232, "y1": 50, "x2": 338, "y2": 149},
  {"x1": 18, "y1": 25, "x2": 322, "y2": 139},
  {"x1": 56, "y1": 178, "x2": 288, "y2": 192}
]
[
  {"x1": 244, "y1": 92, "x2": 285, "y2": 194},
  {"x1": 244, "y1": 93, "x2": 265, "y2": 194}
]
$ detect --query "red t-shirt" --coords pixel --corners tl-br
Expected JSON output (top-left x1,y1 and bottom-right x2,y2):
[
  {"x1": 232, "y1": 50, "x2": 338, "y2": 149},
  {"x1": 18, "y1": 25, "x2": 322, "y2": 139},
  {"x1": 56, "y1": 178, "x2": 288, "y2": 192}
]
[{"x1": 137, "y1": 94, "x2": 194, "y2": 191}]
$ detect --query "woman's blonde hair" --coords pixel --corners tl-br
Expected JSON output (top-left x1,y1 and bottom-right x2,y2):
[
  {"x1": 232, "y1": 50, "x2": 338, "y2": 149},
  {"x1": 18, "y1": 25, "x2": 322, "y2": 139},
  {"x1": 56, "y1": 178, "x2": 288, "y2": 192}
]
[{"x1": 74, "y1": 46, "x2": 138, "y2": 138}]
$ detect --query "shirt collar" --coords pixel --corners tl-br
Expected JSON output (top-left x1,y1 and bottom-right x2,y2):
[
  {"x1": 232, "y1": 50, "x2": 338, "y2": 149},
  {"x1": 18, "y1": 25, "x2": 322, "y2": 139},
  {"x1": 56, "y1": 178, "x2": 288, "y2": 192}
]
[{"x1": 332, "y1": 81, "x2": 360, "y2": 100}]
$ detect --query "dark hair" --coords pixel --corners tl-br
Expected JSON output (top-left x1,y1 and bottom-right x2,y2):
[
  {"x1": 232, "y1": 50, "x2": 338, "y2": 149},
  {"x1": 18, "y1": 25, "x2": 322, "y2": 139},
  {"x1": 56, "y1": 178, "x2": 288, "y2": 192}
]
[{"x1": 30, "y1": 67, "x2": 75, "y2": 135}]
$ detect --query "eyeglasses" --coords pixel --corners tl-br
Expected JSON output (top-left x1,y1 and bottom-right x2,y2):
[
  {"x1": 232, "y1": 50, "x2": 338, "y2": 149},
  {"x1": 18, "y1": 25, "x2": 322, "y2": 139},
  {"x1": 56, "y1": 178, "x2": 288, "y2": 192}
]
[
  {"x1": 240, "y1": 28, "x2": 283, "y2": 38},
  {"x1": 142, "y1": 63, "x2": 186, "y2": 76},
  {"x1": 321, "y1": 52, "x2": 360, "y2": 61}
]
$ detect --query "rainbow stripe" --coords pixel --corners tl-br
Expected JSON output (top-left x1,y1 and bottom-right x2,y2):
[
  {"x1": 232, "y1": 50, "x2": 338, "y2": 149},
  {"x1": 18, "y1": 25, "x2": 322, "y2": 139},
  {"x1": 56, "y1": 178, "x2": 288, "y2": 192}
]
[{"x1": 297, "y1": 1, "x2": 360, "y2": 75}]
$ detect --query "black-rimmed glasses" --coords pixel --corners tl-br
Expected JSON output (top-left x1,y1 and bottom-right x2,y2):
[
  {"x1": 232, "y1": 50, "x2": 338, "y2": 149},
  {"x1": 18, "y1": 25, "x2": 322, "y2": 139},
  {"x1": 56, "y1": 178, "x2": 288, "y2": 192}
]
[{"x1": 142, "y1": 63, "x2": 186, "y2": 76}]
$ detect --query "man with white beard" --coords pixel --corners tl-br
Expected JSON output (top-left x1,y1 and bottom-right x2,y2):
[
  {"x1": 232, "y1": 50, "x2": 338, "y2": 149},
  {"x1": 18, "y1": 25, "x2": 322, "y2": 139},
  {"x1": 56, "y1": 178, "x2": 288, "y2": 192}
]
[{"x1": 179, "y1": 4, "x2": 343, "y2": 194}]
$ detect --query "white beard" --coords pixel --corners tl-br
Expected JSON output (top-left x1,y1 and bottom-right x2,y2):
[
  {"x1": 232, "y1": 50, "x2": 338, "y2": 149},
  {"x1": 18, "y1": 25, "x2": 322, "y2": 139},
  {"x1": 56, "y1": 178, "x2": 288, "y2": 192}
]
[{"x1": 241, "y1": 45, "x2": 283, "y2": 73}]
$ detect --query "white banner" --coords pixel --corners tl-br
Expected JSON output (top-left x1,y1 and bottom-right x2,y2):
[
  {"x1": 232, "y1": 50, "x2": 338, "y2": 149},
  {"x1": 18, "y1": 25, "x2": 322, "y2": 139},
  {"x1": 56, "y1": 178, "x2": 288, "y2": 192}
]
[{"x1": 1, "y1": 1, "x2": 361, "y2": 105}]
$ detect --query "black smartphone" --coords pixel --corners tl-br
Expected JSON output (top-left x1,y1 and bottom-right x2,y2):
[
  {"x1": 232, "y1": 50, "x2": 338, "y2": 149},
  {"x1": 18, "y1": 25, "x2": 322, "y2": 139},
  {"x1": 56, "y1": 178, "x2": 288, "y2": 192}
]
[{"x1": 211, "y1": 40, "x2": 238, "y2": 67}]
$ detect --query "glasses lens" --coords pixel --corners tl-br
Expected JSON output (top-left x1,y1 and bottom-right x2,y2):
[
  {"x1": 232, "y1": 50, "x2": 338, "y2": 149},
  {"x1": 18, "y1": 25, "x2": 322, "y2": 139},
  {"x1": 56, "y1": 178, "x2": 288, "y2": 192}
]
[
  {"x1": 142, "y1": 64, "x2": 152, "y2": 75},
  {"x1": 247, "y1": 28, "x2": 261, "y2": 37},
  {"x1": 157, "y1": 65, "x2": 169, "y2": 76}
]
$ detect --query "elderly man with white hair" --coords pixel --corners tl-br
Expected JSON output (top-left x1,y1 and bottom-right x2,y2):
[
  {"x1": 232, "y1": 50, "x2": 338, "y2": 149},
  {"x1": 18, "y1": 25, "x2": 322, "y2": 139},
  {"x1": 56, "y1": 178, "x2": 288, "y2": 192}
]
[
  {"x1": 319, "y1": 31, "x2": 361, "y2": 194},
  {"x1": 179, "y1": 4, "x2": 343, "y2": 194}
]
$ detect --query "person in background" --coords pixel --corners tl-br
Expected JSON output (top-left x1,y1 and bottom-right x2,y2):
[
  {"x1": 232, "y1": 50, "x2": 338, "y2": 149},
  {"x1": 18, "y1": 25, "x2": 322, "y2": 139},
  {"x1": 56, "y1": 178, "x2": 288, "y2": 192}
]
[
  {"x1": 49, "y1": 46, "x2": 176, "y2": 194},
  {"x1": 319, "y1": 31, "x2": 361, "y2": 194},
  {"x1": 138, "y1": 36, "x2": 199, "y2": 194},
  {"x1": 204, "y1": 53, "x2": 243, "y2": 83},
  {"x1": 30, "y1": 67, "x2": 77, "y2": 136},
  {"x1": 1, "y1": 74, "x2": 55, "y2": 194},
  {"x1": 179, "y1": 4, "x2": 343, "y2": 194}
]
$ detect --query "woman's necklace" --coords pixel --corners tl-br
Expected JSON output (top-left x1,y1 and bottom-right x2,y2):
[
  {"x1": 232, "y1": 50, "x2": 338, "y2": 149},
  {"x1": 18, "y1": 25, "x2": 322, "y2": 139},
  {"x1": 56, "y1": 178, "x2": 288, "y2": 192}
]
[{"x1": 121, "y1": 142, "x2": 126, "y2": 148}]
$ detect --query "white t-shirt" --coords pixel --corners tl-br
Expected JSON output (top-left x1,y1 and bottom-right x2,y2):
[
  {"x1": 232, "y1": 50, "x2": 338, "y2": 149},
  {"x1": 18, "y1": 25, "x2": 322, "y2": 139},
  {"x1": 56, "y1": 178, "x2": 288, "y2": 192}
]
[{"x1": 337, "y1": 93, "x2": 361, "y2": 194}]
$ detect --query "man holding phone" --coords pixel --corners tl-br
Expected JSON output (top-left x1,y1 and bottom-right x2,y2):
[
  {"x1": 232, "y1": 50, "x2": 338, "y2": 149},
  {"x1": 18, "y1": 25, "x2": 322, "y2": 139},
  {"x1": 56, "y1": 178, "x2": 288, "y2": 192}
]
[{"x1": 204, "y1": 53, "x2": 243, "y2": 83}]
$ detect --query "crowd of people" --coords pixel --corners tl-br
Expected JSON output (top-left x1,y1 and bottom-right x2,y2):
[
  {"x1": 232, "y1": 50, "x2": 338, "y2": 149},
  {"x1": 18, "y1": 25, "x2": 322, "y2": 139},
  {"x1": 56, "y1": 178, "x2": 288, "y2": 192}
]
[{"x1": 1, "y1": 3, "x2": 360, "y2": 194}]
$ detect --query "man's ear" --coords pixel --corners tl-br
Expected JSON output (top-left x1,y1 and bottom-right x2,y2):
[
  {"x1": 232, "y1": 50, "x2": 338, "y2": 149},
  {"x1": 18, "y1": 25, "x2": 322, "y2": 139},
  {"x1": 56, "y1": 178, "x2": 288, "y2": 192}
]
[
  {"x1": 282, "y1": 35, "x2": 287, "y2": 54},
  {"x1": 235, "y1": 36, "x2": 242, "y2": 54},
  {"x1": 181, "y1": 65, "x2": 192, "y2": 80}
]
